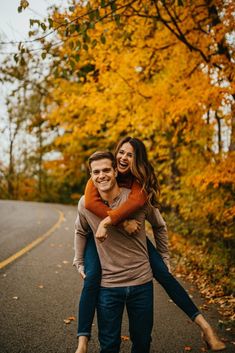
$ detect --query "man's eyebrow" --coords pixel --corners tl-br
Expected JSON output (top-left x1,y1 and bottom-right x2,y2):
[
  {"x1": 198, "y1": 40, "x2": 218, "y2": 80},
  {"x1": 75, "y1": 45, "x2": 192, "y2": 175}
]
[{"x1": 92, "y1": 167, "x2": 112, "y2": 173}]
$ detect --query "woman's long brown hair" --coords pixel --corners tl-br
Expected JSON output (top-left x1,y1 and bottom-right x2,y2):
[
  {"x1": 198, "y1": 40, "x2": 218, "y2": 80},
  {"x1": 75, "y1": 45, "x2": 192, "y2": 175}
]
[{"x1": 115, "y1": 136, "x2": 160, "y2": 206}]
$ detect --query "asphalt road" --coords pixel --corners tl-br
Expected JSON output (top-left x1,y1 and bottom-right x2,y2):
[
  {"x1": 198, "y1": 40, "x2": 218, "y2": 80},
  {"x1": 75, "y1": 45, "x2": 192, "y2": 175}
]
[{"x1": 0, "y1": 200, "x2": 233, "y2": 353}]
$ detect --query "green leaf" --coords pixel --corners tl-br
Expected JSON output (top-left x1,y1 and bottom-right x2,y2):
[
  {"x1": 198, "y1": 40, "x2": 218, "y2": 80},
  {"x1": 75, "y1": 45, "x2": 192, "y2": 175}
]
[
  {"x1": 54, "y1": 68, "x2": 59, "y2": 78},
  {"x1": 100, "y1": 34, "x2": 106, "y2": 44},
  {"x1": 69, "y1": 6, "x2": 75, "y2": 12},
  {"x1": 110, "y1": 2, "x2": 116, "y2": 12},
  {"x1": 83, "y1": 44, "x2": 89, "y2": 51},
  {"x1": 95, "y1": 9, "x2": 100, "y2": 20},
  {"x1": 92, "y1": 39, "x2": 97, "y2": 48},
  {"x1": 178, "y1": 0, "x2": 184, "y2": 5},
  {"x1": 70, "y1": 59, "x2": 76, "y2": 71},
  {"x1": 74, "y1": 54, "x2": 80, "y2": 62},
  {"x1": 101, "y1": 0, "x2": 106, "y2": 7},
  {"x1": 48, "y1": 18, "x2": 53, "y2": 28},
  {"x1": 89, "y1": 11, "x2": 95, "y2": 21},
  {"x1": 13, "y1": 54, "x2": 19, "y2": 63},
  {"x1": 69, "y1": 41, "x2": 74, "y2": 49},
  {"x1": 76, "y1": 40, "x2": 81, "y2": 50},
  {"x1": 81, "y1": 64, "x2": 95, "y2": 73},
  {"x1": 70, "y1": 24, "x2": 76, "y2": 34},
  {"x1": 89, "y1": 21, "x2": 95, "y2": 29},
  {"x1": 18, "y1": 6, "x2": 22, "y2": 13},
  {"x1": 41, "y1": 52, "x2": 47, "y2": 60},
  {"x1": 114, "y1": 14, "x2": 121, "y2": 25},
  {"x1": 41, "y1": 22, "x2": 47, "y2": 31},
  {"x1": 62, "y1": 69, "x2": 67, "y2": 78},
  {"x1": 83, "y1": 34, "x2": 91, "y2": 43},
  {"x1": 75, "y1": 24, "x2": 80, "y2": 32}
]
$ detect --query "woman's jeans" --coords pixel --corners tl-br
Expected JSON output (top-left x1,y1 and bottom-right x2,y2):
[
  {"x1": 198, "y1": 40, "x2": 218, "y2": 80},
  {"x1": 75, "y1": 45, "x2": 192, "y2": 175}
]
[
  {"x1": 97, "y1": 281, "x2": 153, "y2": 353},
  {"x1": 77, "y1": 235, "x2": 200, "y2": 337},
  {"x1": 77, "y1": 234, "x2": 101, "y2": 337}
]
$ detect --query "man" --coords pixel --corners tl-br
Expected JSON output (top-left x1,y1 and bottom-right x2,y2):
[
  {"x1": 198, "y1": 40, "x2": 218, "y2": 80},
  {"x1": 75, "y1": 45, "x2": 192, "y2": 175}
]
[{"x1": 73, "y1": 151, "x2": 169, "y2": 353}]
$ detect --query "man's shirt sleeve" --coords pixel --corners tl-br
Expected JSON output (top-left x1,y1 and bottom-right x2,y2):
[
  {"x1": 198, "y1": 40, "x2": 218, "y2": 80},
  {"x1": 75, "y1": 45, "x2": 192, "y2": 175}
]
[
  {"x1": 73, "y1": 196, "x2": 91, "y2": 270},
  {"x1": 145, "y1": 205, "x2": 170, "y2": 268}
]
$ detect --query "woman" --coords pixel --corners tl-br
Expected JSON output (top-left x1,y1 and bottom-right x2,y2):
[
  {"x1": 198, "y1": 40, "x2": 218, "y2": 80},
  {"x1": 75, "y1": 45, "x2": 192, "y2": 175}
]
[{"x1": 75, "y1": 136, "x2": 226, "y2": 353}]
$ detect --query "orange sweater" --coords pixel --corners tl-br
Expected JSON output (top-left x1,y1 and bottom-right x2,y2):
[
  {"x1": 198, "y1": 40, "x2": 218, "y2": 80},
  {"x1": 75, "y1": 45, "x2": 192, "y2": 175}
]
[{"x1": 84, "y1": 175, "x2": 147, "y2": 225}]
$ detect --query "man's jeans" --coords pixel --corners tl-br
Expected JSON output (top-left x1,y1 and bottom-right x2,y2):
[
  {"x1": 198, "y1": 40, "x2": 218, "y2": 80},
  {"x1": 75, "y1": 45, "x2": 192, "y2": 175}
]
[{"x1": 97, "y1": 281, "x2": 153, "y2": 353}]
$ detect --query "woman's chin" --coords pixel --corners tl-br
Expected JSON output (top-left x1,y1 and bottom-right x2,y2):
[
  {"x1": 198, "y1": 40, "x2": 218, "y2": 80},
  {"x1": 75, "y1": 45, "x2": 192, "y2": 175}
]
[{"x1": 118, "y1": 168, "x2": 131, "y2": 175}]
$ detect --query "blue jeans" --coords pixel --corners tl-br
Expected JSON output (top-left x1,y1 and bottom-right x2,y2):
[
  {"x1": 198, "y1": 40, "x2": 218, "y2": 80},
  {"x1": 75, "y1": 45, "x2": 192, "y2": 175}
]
[
  {"x1": 97, "y1": 281, "x2": 153, "y2": 353},
  {"x1": 147, "y1": 239, "x2": 200, "y2": 320},
  {"x1": 77, "y1": 233, "x2": 101, "y2": 337},
  {"x1": 77, "y1": 235, "x2": 200, "y2": 337}
]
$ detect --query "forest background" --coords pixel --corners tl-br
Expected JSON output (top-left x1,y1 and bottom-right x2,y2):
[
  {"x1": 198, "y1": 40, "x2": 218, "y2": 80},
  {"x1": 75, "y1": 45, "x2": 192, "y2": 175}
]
[{"x1": 0, "y1": 0, "x2": 234, "y2": 323}]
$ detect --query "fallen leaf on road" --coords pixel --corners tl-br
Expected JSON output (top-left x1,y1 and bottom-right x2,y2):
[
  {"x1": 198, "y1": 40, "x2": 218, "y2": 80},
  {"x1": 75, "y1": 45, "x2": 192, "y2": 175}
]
[
  {"x1": 121, "y1": 336, "x2": 129, "y2": 341},
  {"x1": 3, "y1": 274, "x2": 7, "y2": 277},
  {"x1": 62, "y1": 260, "x2": 69, "y2": 264},
  {"x1": 184, "y1": 346, "x2": 192, "y2": 351},
  {"x1": 13, "y1": 296, "x2": 19, "y2": 300},
  {"x1": 57, "y1": 264, "x2": 62, "y2": 268},
  {"x1": 199, "y1": 304, "x2": 209, "y2": 311},
  {"x1": 38, "y1": 285, "x2": 44, "y2": 289},
  {"x1": 63, "y1": 319, "x2": 71, "y2": 324},
  {"x1": 64, "y1": 316, "x2": 76, "y2": 324},
  {"x1": 68, "y1": 316, "x2": 76, "y2": 321}
]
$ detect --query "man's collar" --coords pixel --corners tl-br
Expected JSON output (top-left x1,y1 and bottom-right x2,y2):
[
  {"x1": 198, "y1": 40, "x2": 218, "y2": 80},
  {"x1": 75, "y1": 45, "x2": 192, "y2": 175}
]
[{"x1": 101, "y1": 189, "x2": 122, "y2": 206}]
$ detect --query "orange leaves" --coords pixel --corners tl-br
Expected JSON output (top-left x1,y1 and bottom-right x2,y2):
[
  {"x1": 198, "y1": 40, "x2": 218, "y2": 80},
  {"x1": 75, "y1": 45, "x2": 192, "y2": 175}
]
[
  {"x1": 121, "y1": 335, "x2": 130, "y2": 341},
  {"x1": 64, "y1": 316, "x2": 76, "y2": 325}
]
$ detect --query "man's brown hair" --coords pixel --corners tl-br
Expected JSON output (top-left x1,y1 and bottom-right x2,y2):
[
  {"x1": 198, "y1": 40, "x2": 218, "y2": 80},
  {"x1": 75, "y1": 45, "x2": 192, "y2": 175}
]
[{"x1": 88, "y1": 151, "x2": 116, "y2": 170}]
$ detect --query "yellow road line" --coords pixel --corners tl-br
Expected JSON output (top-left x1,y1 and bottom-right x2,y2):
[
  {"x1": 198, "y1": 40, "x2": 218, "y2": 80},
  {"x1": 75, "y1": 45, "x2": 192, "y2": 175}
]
[{"x1": 0, "y1": 209, "x2": 64, "y2": 270}]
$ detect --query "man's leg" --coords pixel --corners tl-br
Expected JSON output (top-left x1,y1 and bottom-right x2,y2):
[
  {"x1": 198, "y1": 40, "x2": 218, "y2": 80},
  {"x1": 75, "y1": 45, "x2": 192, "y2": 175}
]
[
  {"x1": 126, "y1": 281, "x2": 153, "y2": 353},
  {"x1": 97, "y1": 287, "x2": 125, "y2": 353}
]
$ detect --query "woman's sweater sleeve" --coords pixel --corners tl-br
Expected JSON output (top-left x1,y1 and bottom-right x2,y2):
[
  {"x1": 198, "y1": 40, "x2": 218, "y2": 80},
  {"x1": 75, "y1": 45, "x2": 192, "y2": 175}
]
[
  {"x1": 107, "y1": 181, "x2": 147, "y2": 224},
  {"x1": 84, "y1": 178, "x2": 147, "y2": 225}
]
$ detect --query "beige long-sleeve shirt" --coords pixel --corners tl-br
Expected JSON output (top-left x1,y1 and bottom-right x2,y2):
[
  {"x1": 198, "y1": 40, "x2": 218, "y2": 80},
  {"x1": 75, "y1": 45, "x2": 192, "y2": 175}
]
[{"x1": 73, "y1": 188, "x2": 169, "y2": 287}]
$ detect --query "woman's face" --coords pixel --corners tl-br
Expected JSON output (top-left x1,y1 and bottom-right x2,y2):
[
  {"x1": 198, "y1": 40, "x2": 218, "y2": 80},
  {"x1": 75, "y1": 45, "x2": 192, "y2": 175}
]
[{"x1": 116, "y1": 142, "x2": 134, "y2": 174}]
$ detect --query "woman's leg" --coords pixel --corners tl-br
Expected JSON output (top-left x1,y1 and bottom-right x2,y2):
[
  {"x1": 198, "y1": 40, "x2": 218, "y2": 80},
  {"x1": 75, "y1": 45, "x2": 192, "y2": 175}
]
[
  {"x1": 147, "y1": 238, "x2": 226, "y2": 351},
  {"x1": 147, "y1": 237, "x2": 199, "y2": 320},
  {"x1": 76, "y1": 233, "x2": 101, "y2": 353}
]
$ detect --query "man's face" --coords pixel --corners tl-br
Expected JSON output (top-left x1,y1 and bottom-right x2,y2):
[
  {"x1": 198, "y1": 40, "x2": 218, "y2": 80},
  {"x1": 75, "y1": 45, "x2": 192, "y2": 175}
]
[{"x1": 90, "y1": 159, "x2": 118, "y2": 193}]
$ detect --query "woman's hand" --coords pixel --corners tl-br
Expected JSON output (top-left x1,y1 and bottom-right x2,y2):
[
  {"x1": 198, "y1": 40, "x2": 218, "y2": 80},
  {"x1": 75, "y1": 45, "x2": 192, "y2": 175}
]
[
  {"x1": 122, "y1": 219, "x2": 141, "y2": 234},
  {"x1": 95, "y1": 216, "x2": 111, "y2": 242}
]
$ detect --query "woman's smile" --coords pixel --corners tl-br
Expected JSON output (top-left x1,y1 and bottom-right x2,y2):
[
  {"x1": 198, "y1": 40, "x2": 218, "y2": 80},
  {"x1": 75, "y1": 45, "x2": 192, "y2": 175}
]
[{"x1": 116, "y1": 142, "x2": 134, "y2": 174}]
